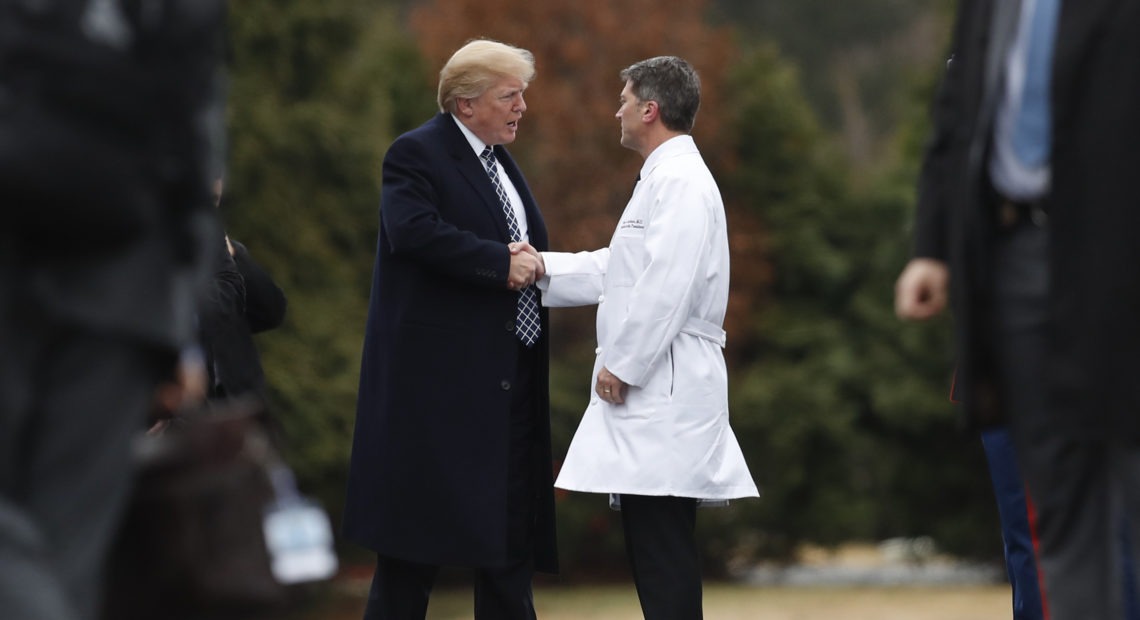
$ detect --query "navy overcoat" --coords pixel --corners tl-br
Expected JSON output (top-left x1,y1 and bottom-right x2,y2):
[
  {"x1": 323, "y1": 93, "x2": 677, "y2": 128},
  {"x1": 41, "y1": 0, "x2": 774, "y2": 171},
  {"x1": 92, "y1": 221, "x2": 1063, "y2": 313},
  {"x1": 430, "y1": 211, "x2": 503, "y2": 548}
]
[{"x1": 343, "y1": 113, "x2": 557, "y2": 572}]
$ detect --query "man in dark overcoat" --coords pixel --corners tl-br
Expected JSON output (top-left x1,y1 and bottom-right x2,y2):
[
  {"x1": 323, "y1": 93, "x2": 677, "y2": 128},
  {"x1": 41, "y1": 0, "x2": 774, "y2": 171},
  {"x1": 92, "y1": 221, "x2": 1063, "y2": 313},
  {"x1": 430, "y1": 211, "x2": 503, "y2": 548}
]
[
  {"x1": 343, "y1": 38, "x2": 556, "y2": 619},
  {"x1": 895, "y1": 1, "x2": 1140, "y2": 618}
]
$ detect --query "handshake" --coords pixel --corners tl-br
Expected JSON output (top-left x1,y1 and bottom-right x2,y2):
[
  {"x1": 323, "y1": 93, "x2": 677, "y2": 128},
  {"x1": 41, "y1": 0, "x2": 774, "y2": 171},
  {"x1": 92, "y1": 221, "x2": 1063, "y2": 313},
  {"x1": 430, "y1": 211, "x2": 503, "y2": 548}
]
[{"x1": 507, "y1": 241, "x2": 545, "y2": 290}]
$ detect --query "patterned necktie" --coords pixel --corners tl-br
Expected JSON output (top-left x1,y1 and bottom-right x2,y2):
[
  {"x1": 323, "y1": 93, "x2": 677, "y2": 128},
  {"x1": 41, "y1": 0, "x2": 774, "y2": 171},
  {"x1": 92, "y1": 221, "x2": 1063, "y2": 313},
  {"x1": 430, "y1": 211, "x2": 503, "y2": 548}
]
[
  {"x1": 1011, "y1": 0, "x2": 1060, "y2": 167},
  {"x1": 480, "y1": 146, "x2": 541, "y2": 347}
]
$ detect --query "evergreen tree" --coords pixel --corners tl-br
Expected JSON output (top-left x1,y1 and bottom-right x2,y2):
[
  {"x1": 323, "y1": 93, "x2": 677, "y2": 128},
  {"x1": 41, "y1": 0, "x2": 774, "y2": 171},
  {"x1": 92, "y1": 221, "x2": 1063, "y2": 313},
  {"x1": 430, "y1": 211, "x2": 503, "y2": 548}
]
[
  {"x1": 223, "y1": 0, "x2": 435, "y2": 516},
  {"x1": 216, "y1": 0, "x2": 1001, "y2": 576},
  {"x1": 716, "y1": 43, "x2": 999, "y2": 562}
]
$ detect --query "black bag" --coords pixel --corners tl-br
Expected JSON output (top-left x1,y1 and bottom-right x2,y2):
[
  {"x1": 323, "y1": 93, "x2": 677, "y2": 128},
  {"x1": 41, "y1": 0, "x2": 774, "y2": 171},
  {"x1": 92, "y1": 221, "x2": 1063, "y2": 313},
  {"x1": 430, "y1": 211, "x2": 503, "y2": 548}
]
[{"x1": 102, "y1": 399, "x2": 288, "y2": 619}]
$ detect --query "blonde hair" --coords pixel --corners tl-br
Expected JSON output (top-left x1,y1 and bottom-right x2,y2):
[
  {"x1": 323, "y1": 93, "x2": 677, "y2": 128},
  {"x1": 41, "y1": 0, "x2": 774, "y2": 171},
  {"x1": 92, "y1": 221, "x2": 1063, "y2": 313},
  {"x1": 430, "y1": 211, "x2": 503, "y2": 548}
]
[{"x1": 437, "y1": 39, "x2": 536, "y2": 113}]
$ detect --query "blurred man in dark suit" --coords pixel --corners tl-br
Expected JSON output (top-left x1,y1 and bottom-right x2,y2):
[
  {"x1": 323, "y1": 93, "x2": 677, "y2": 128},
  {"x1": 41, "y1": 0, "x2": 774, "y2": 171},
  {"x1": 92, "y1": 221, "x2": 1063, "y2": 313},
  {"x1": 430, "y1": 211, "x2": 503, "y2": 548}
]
[
  {"x1": 895, "y1": 0, "x2": 1140, "y2": 617},
  {"x1": 0, "y1": 1, "x2": 226, "y2": 618}
]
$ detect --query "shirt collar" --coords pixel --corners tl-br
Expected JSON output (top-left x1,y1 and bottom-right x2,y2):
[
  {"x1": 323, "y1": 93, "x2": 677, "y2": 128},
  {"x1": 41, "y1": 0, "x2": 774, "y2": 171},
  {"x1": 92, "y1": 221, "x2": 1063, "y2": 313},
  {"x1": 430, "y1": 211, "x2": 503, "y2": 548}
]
[
  {"x1": 451, "y1": 114, "x2": 489, "y2": 158},
  {"x1": 639, "y1": 135, "x2": 698, "y2": 180}
]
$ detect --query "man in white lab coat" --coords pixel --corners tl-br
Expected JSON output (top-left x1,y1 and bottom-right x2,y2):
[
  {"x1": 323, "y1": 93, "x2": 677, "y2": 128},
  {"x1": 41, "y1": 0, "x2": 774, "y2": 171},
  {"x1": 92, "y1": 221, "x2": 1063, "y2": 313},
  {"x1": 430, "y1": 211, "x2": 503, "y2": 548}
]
[{"x1": 522, "y1": 56, "x2": 757, "y2": 620}]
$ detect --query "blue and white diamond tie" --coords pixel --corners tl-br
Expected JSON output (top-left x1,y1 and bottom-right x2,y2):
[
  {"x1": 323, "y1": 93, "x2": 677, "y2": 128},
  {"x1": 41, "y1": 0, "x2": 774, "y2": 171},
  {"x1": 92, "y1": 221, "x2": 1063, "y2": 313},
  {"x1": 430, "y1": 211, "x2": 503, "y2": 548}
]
[{"x1": 480, "y1": 146, "x2": 541, "y2": 347}]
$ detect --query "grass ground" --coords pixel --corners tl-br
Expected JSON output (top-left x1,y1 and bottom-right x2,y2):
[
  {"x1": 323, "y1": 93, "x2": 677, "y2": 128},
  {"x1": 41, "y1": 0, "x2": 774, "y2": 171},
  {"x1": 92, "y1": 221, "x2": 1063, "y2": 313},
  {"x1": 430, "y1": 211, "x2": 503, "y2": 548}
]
[{"x1": 294, "y1": 582, "x2": 1013, "y2": 619}]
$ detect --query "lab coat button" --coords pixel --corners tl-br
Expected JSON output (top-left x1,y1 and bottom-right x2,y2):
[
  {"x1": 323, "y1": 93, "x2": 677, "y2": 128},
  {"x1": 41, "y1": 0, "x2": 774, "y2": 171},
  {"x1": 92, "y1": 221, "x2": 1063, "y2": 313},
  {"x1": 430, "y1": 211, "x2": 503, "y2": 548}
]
[
  {"x1": 598, "y1": 294, "x2": 605, "y2": 303},
  {"x1": 595, "y1": 347, "x2": 602, "y2": 354}
]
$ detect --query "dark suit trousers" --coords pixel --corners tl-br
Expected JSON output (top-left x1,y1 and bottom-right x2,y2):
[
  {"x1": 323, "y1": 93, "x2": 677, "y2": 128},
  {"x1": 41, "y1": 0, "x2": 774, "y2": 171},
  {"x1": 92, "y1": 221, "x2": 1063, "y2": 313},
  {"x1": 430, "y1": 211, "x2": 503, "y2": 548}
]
[
  {"x1": 619, "y1": 494, "x2": 702, "y2": 620},
  {"x1": 991, "y1": 220, "x2": 1140, "y2": 620},
  {"x1": 0, "y1": 286, "x2": 163, "y2": 620},
  {"x1": 363, "y1": 342, "x2": 539, "y2": 620},
  {"x1": 980, "y1": 428, "x2": 1043, "y2": 620}
]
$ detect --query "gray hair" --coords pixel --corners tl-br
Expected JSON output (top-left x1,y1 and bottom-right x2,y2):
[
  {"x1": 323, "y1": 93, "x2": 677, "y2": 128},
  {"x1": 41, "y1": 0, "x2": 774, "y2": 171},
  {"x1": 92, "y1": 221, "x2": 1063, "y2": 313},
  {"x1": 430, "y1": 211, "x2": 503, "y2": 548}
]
[{"x1": 620, "y1": 56, "x2": 701, "y2": 133}]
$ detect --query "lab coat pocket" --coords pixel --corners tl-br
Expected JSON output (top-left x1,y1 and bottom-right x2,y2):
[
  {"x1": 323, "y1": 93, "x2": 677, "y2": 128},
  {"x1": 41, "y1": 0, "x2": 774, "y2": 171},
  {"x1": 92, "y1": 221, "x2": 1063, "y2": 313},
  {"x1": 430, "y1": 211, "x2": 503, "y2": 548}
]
[
  {"x1": 607, "y1": 227, "x2": 645, "y2": 287},
  {"x1": 610, "y1": 345, "x2": 674, "y2": 419}
]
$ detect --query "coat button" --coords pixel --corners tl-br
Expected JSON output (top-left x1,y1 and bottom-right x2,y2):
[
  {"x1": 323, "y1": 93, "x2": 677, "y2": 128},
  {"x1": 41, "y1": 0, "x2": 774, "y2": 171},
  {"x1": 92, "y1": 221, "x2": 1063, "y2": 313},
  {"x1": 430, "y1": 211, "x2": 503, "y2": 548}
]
[
  {"x1": 505, "y1": 320, "x2": 515, "y2": 331},
  {"x1": 500, "y1": 380, "x2": 511, "y2": 391},
  {"x1": 598, "y1": 294, "x2": 605, "y2": 303},
  {"x1": 595, "y1": 347, "x2": 602, "y2": 354}
]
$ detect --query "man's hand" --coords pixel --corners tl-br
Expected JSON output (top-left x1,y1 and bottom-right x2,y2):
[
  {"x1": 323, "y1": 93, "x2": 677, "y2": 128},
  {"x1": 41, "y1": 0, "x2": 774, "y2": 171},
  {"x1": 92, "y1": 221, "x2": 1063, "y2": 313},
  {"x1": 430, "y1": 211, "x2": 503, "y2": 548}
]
[
  {"x1": 509, "y1": 241, "x2": 545, "y2": 276},
  {"x1": 895, "y1": 258, "x2": 950, "y2": 320},
  {"x1": 596, "y1": 366, "x2": 628, "y2": 405},
  {"x1": 149, "y1": 349, "x2": 208, "y2": 435},
  {"x1": 507, "y1": 245, "x2": 542, "y2": 290}
]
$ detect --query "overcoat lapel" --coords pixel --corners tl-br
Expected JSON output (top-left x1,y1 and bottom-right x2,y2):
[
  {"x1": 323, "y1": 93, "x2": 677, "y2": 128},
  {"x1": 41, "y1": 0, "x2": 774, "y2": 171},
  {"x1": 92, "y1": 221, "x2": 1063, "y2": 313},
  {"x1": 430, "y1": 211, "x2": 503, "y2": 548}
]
[
  {"x1": 437, "y1": 113, "x2": 513, "y2": 242},
  {"x1": 981, "y1": 0, "x2": 1021, "y2": 125},
  {"x1": 1051, "y1": 0, "x2": 1118, "y2": 133}
]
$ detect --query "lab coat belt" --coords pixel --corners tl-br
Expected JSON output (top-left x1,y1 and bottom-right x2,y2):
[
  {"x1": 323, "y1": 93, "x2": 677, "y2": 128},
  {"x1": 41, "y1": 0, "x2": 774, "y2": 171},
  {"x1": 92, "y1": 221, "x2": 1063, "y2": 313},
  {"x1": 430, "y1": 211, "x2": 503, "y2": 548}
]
[{"x1": 680, "y1": 317, "x2": 727, "y2": 348}]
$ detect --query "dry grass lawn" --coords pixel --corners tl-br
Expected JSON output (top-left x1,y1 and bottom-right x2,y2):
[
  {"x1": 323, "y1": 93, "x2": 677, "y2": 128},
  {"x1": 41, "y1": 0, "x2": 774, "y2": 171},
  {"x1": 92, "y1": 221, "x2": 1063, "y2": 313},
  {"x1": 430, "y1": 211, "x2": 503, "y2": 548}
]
[{"x1": 301, "y1": 583, "x2": 1012, "y2": 619}]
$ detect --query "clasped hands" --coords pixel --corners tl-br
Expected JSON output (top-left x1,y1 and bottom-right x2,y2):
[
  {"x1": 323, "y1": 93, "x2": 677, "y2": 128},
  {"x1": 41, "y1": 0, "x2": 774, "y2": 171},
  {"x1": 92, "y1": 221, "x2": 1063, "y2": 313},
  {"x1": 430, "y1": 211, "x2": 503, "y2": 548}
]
[
  {"x1": 507, "y1": 241, "x2": 545, "y2": 290},
  {"x1": 504, "y1": 243, "x2": 629, "y2": 405}
]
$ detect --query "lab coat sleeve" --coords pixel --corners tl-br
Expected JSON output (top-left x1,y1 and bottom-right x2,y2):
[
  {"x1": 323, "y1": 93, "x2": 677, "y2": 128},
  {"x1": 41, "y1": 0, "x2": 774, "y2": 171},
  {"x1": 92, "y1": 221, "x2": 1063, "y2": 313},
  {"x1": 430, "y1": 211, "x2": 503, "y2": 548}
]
[
  {"x1": 537, "y1": 248, "x2": 610, "y2": 308},
  {"x1": 605, "y1": 174, "x2": 712, "y2": 387}
]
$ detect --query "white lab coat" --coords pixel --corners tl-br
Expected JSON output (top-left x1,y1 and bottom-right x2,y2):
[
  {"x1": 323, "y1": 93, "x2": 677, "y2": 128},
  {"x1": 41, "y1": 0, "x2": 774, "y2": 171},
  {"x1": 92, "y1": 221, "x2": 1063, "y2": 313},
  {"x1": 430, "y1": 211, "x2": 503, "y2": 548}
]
[{"x1": 540, "y1": 136, "x2": 758, "y2": 500}]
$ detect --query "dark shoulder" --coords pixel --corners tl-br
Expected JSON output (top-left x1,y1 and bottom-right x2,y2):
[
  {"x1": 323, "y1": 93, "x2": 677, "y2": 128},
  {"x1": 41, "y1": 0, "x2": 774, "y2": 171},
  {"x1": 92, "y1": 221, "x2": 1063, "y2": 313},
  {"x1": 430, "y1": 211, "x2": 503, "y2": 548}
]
[
  {"x1": 385, "y1": 114, "x2": 452, "y2": 163},
  {"x1": 394, "y1": 114, "x2": 452, "y2": 149}
]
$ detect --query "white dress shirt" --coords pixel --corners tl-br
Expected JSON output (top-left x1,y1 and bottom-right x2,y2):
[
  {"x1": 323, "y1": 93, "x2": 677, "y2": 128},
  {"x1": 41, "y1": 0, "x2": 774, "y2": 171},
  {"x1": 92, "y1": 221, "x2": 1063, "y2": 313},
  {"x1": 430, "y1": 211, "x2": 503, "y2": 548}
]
[{"x1": 451, "y1": 114, "x2": 529, "y2": 240}]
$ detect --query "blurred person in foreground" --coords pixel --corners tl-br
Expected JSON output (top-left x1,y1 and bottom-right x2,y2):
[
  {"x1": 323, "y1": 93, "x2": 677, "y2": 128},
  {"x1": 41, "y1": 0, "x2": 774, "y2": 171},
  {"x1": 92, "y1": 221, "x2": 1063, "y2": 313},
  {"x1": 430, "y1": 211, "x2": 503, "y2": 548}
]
[
  {"x1": 342, "y1": 38, "x2": 556, "y2": 620},
  {"x1": 979, "y1": 427, "x2": 1045, "y2": 620},
  {"x1": 200, "y1": 178, "x2": 287, "y2": 404},
  {"x1": 0, "y1": 0, "x2": 227, "y2": 618},
  {"x1": 524, "y1": 56, "x2": 758, "y2": 619},
  {"x1": 101, "y1": 183, "x2": 291, "y2": 620},
  {"x1": 980, "y1": 428, "x2": 1138, "y2": 620},
  {"x1": 894, "y1": 0, "x2": 1140, "y2": 617}
]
